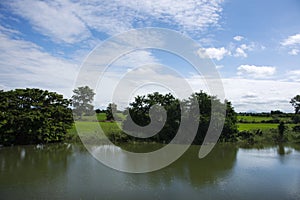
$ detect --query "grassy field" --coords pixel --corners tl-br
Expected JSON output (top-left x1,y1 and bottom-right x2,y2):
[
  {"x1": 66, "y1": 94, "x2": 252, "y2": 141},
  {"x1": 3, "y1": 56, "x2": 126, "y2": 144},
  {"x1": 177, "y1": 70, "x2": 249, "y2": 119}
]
[
  {"x1": 67, "y1": 121, "x2": 123, "y2": 142},
  {"x1": 237, "y1": 115, "x2": 291, "y2": 123},
  {"x1": 67, "y1": 113, "x2": 299, "y2": 144},
  {"x1": 76, "y1": 113, "x2": 126, "y2": 122},
  {"x1": 237, "y1": 123, "x2": 279, "y2": 131}
]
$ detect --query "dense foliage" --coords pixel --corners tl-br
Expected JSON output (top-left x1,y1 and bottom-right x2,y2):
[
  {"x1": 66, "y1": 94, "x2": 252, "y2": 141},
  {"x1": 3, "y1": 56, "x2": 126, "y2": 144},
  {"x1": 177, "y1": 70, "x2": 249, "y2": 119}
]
[
  {"x1": 0, "y1": 88, "x2": 73, "y2": 145},
  {"x1": 119, "y1": 91, "x2": 238, "y2": 145}
]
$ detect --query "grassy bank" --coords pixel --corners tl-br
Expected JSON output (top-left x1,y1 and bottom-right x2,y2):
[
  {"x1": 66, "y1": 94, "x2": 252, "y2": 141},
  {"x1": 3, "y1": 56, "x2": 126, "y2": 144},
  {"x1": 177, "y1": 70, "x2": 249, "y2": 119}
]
[{"x1": 66, "y1": 113, "x2": 300, "y2": 145}]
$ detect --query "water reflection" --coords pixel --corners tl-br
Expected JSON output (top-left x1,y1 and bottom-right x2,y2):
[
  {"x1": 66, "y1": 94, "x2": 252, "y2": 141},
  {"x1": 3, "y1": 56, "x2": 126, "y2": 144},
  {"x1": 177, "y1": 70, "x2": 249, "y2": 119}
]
[
  {"x1": 0, "y1": 143, "x2": 299, "y2": 199},
  {"x1": 90, "y1": 144, "x2": 238, "y2": 187},
  {"x1": 0, "y1": 144, "x2": 72, "y2": 186}
]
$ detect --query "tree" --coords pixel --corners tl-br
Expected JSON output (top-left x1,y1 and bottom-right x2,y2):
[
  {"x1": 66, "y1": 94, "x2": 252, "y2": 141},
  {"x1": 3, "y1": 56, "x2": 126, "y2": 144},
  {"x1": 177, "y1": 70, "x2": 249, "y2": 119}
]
[
  {"x1": 290, "y1": 95, "x2": 300, "y2": 114},
  {"x1": 106, "y1": 103, "x2": 117, "y2": 121},
  {"x1": 278, "y1": 121, "x2": 287, "y2": 141},
  {"x1": 122, "y1": 92, "x2": 181, "y2": 143},
  {"x1": 120, "y1": 91, "x2": 238, "y2": 145},
  {"x1": 72, "y1": 86, "x2": 95, "y2": 119},
  {"x1": 0, "y1": 88, "x2": 73, "y2": 145}
]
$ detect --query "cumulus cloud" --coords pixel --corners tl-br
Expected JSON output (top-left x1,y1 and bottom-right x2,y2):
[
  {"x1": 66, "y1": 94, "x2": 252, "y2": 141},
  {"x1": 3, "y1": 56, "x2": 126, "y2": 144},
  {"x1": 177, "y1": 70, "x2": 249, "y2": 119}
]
[
  {"x1": 237, "y1": 65, "x2": 276, "y2": 78},
  {"x1": 233, "y1": 35, "x2": 243, "y2": 41},
  {"x1": 234, "y1": 43, "x2": 254, "y2": 58},
  {"x1": 281, "y1": 33, "x2": 300, "y2": 46},
  {"x1": 234, "y1": 47, "x2": 247, "y2": 58},
  {"x1": 198, "y1": 47, "x2": 229, "y2": 60},
  {"x1": 281, "y1": 34, "x2": 300, "y2": 55},
  {"x1": 288, "y1": 49, "x2": 299, "y2": 55}
]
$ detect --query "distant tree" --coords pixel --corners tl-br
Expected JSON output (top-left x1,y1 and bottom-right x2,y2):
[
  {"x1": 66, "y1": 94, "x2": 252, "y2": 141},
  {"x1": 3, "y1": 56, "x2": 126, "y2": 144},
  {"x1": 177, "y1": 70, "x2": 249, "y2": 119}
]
[
  {"x1": 72, "y1": 86, "x2": 95, "y2": 119},
  {"x1": 290, "y1": 95, "x2": 300, "y2": 114},
  {"x1": 106, "y1": 103, "x2": 117, "y2": 121},
  {"x1": 278, "y1": 121, "x2": 287, "y2": 141},
  {"x1": 271, "y1": 110, "x2": 283, "y2": 115},
  {"x1": 0, "y1": 88, "x2": 73, "y2": 145},
  {"x1": 95, "y1": 109, "x2": 101, "y2": 114}
]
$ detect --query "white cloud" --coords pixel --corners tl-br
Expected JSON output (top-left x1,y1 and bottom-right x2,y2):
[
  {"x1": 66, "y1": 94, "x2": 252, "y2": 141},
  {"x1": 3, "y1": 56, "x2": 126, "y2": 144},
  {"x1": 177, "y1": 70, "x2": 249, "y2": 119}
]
[
  {"x1": 286, "y1": 70, "x2": 300, "y2": 82},
  {"x1": 216, "y1": 65, "x2": 224, "y2": 69},
  {"x1": 281, "y1": 33, "x2": 300, "y2": 46},
  {"x1": 221, "y1": 78, "x2": 300, "y2": 112},
  {"x1": 234, "y1": 43, "x2": 254, "y2": 58},
  {"x1": 198, "y1": 47, "x2": 229, "y2": 60},
  {"x1": 7, "y1": 0, "x2": 91, "y2": 44},
  {"x1": 234, "y1": 47, "x2": 247, "y2": 58},
  {"x1": 233, "y1": 35, "x2": 243, "y2": 41},
  {"x1": 288, "y1": 49, "x2": 299, "y2": 55},
  {"x1": 237, "y1": 65, "x2": 276, "y2": 78},
  {"x1": 6, "y1": 0, "x2": 224, "y2": 44},
  {"x1": 0, "y1": 29, "x2": 79, "y2": 97}
]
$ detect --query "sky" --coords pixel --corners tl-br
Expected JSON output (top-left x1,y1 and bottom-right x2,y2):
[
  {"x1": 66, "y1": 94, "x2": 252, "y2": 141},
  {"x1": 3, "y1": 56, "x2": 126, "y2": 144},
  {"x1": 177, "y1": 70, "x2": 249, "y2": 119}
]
[{"x1": 0, "y1": 0, "x2": 300, "y2": 112}]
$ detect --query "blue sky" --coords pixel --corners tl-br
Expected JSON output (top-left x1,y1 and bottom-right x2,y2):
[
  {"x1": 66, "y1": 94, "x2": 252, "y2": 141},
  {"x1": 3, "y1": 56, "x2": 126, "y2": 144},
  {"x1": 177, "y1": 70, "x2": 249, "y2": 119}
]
[{"x1": 0, "y1": 0, "x2": 300, "y2": 112}]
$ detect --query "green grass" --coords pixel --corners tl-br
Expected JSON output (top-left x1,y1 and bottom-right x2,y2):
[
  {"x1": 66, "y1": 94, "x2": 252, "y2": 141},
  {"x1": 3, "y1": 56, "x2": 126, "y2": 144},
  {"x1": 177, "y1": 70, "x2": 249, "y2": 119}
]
[
  {"x1": 237, "y1": 123, "x2": 297, "y2": 131},
  {"x1": 237, "y1": 116, "x2": 272, "y2": 122},
  {"x1": 237, "y1": 123, "x2": 279, "y2": 131},
  {"x1": 237, "y1": 115, "x2": 291, "y2": 123},
  {"x1": 77, "y1": 113, "x2": 126, "y2": 122},
  {"x1": 67, "y1": 121, "x2": 123, "y2": 143}
]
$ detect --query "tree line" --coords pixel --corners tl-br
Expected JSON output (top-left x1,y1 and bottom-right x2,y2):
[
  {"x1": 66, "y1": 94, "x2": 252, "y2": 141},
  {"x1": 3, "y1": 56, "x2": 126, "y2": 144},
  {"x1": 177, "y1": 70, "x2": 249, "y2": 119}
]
[{"x1": 0, "y1": 86, "x2": 299, "y2": 146}]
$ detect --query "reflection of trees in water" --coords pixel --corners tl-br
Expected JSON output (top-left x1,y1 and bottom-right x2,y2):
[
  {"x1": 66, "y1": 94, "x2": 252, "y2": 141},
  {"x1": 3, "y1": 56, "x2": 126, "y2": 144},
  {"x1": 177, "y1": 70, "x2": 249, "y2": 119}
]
[
  {"x1": 0, "y1": 144, "x2": 73, "y2": 185},
  {"x1": 124, "y1": 144, "x2": 238, "y2": 188}
]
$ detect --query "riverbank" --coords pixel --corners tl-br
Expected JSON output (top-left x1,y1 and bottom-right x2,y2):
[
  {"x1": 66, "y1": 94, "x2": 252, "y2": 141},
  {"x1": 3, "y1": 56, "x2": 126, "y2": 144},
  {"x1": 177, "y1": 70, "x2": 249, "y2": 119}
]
[{"x1": 66, "y1": 118, "x2": 300, "y2": 147}]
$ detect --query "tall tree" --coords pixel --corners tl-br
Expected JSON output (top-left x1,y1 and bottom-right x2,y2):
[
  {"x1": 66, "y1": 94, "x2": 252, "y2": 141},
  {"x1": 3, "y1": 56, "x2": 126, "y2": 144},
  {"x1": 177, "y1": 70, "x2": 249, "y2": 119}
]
[
  {"x1": 72, "y1": 86, "x2": 95, "y2": 119},
  {"x1": 0, "y1": 88, "x2": 73, "y2": 145},
  {"x1": 106, "y1": 103, "x2": 117, "y2": 121},
  {"x1": 290, "y1": 95, "x2": 300, "y2": 114}
]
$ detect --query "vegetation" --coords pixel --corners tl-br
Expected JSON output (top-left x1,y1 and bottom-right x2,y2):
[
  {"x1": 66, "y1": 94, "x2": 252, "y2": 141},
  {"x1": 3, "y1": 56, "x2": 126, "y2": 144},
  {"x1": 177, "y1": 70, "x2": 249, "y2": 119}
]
[
  {"x1": 290, "y1": 95, "x2": 300, "y2": 114},
  {"x1": 118, "y1": 91, "x2": 238, "y2": 145},
  {"x1": 106, "y1": 103, "x2": 117, "y2": 121},
  {"x1": 0, "y1": 88, "x2": 73, "y2": 145},
  {"x1": 72, "y1": 86, "x2": 95, "y2": 119},
  {"x1": 1, "y1": 86, "x2": 299, "y2": 147}
]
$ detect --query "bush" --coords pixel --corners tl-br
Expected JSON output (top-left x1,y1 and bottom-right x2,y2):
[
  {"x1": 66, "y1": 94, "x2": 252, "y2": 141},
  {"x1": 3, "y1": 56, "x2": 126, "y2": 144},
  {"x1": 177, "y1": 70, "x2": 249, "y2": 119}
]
[{"x1": 0, "y1": 89, "x2": 74, "y2": 145}]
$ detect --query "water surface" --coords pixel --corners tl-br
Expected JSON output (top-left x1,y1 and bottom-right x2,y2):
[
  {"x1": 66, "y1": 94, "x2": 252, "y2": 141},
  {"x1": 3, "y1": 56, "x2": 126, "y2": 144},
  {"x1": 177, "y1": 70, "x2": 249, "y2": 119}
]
[{"x1": 0, "y1": 143, "x2": 299, "y2": 199}]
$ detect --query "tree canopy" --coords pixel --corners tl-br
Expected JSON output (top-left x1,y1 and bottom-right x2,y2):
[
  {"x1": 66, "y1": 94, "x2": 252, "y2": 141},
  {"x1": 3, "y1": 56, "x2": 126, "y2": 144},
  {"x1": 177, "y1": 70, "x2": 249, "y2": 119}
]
[
  {"x1": 0, "y1": 88, "x2": 73, "y2": 145},
  {"x1": 72, "y1": 86, "x2": 95, "y2": 119},
  {"x1": 120, "y1": 91, "x2": 238, "y2": 145},
  {"x1": 290, "y1": 95, "x2": 300, "y2": 114}
]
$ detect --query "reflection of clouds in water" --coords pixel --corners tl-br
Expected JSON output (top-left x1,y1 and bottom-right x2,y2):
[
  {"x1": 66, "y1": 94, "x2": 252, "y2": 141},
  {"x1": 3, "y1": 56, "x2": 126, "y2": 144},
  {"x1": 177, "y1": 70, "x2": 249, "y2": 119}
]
[
  {"x1": 20, "y1": 148, "x2": 26, "y2": 160},
  {"x1": 237, "y1": 147, "x2": 296, "y2": 169}
]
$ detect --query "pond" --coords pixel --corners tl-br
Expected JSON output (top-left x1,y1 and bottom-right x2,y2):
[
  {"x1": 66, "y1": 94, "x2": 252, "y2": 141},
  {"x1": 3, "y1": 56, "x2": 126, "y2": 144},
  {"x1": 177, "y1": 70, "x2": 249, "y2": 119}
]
[{"x1": 0, "y1": 143, "x2": 299, "y2": 199}]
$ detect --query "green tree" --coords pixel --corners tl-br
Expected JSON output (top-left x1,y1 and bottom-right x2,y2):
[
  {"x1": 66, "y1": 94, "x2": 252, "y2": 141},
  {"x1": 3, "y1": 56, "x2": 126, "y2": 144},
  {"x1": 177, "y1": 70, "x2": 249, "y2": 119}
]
[
  {"x1": 0, "y1": 88, "x2": 73, "y2": 145},
  {"x1": 278, "y1": 121, "x2": 287, "y2": 141},
  {"x1": 121, "y1": 91, "x2": 238, "y2": 144},
  {"x1": 188, "y1": 91, "x2": 238, "y2": 144},
  {"x1": 290, "y1": 95, "x2": 300, "y2": 114},
  {"x1": 72, "y1": 86, "x2": 95, "y2": 119},
  {"x1": 123, "y1": 92, "x2": 181, "y2": 143},
  {"x1": 106, "y1": 103, "x2": 117, "y2": 121}
]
